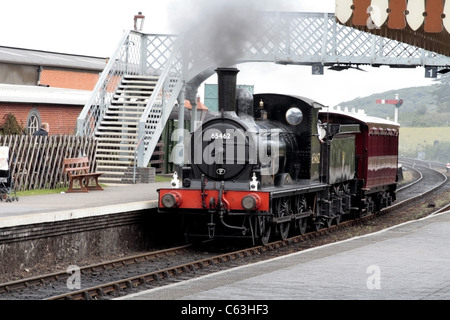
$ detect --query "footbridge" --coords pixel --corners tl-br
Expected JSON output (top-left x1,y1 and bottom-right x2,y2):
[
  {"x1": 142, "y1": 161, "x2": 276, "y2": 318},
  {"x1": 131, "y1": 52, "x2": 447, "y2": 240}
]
[{"x1": 77, "y1": 11, "x2": 450, "y2": 183}]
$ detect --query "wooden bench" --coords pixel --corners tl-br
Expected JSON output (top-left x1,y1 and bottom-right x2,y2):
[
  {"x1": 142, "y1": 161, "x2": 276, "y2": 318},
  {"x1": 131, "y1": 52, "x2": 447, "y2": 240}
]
[{"x1": 63, "y1": 157, "x2": 103, "y2": 193}]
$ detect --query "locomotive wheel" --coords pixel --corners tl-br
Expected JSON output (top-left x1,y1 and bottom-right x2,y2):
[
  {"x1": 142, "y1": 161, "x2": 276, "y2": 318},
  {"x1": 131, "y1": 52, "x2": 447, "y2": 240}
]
[
  {"x1": 257, "y1": 216, "x2": 271, "y2": 245},
  {"x1": 294, "y1": 196, "x2": 308, "y2": 235},
  {"x1": 314, "y1": 221, "x2": 322, "y2": 231},
  {"x1": 298, "y1": 218, "x2": 307, "y2": 235},
  {"x1": 275, "y1": 198, "x2": 291, "y2": 240},
  {"x1": 335, "y1": 213, "x2": 341, "y2": 225}
]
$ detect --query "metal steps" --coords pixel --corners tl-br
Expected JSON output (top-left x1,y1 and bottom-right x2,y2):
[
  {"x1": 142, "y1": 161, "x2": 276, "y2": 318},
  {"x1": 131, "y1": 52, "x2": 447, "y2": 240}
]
[{"x1": 95, "y1": 75, "x2": 159, "y2": 183}]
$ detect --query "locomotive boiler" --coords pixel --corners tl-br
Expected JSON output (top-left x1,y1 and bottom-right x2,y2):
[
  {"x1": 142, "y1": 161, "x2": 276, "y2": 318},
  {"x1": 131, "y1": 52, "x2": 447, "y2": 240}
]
[{"x1": 158, "y1": 67, "x2": 400, "y2": 245}]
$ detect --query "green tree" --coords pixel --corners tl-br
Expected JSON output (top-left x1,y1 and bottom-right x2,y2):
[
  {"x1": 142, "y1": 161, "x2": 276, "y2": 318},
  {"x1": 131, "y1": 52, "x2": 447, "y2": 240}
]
[
  {"x1": 415, "y1": 105, "x2": 427, "y2": 116},
  {"x1": 1, "y1": 114, "x2": 24, "y2": 135}
]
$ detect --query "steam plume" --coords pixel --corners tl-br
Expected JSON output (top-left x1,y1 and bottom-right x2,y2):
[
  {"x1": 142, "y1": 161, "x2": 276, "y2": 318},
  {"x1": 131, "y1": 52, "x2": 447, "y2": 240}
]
[{"x1": 169, "y1": 0, "x2": 265, "y2": 67}]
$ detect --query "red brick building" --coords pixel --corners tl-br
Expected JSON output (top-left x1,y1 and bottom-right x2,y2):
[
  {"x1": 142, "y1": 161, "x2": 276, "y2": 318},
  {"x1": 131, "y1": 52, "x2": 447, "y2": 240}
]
[{"x1": 0, "y1": 46, "x2": 106, "y2": 135}]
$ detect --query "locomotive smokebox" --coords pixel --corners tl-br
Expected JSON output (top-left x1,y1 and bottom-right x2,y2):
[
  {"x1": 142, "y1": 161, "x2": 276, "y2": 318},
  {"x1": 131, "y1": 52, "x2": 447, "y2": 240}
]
[{"x1": 216, "y1": 67, "x2": 240, "y2": 113}]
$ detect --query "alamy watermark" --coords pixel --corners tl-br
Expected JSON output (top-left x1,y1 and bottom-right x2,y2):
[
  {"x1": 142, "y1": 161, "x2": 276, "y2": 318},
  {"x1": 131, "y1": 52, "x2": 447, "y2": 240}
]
[
  {"x1": 170, "y1": 124, "x2": 281, "y2": 176},
  {"x1": 366, "y1": 265, "x2": 381, "y2": 290},
  {"x1": 67, "y1": 265, "x2": 81, "y2": 290}
]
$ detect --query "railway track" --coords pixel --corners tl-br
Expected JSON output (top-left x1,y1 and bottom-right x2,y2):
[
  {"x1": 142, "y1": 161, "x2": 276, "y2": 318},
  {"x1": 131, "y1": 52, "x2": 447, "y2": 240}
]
[
  {"x1": 0, "y1": 245, "x2": 194, "y2": 298},
  {"x1": 0, "y1": 159, "x2": 448, "y2": 300}
]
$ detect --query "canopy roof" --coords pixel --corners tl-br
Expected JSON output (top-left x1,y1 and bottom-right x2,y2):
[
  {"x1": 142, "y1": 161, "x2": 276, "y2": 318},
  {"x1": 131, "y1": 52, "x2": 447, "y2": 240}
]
[{"x1": 335, "y1": 0, "x2": 450, "y2": 57}]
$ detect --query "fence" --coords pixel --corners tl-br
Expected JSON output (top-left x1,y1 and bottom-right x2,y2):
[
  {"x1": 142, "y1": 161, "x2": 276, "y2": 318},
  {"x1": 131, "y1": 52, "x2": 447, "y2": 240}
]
[{"x1": 0, "y1": 135, "x2": 97, "y2": 191}]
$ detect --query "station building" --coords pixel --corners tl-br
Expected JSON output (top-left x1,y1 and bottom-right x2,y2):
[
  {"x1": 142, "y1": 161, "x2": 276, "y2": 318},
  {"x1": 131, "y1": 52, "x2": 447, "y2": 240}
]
[{"x1": 0, "y1": 46, "x2": 107, "y2": 135}]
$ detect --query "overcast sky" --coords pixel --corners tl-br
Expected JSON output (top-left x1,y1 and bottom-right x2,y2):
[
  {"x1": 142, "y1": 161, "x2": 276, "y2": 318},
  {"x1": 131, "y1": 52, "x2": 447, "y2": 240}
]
[{"x1": 0, "y1": 0, "x2": 436, "y2": 106}]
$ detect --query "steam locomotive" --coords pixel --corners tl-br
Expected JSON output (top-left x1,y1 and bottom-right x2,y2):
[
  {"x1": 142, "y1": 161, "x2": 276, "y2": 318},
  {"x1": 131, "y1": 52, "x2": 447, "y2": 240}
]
[{"x1": 158, "y1": 68, "x2": 400, "y2": 245}]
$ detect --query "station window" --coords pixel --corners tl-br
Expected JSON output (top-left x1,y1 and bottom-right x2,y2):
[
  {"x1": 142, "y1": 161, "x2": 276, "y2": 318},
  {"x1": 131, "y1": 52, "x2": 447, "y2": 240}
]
[{"x1": 27, "y1": 109, "x2": 41, "y2": 135}]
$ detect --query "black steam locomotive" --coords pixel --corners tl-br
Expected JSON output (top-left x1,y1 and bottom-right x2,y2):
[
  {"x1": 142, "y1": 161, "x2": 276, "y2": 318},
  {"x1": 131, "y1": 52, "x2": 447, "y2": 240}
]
[{"x1": 158, "y1": 68, "x2": 400, "y2": 245}]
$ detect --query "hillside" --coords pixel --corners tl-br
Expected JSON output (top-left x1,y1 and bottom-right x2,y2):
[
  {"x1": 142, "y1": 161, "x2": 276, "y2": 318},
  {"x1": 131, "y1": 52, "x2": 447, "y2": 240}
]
[{"x1": 335, "y1": 84, "x2": 450, "y2": 127}]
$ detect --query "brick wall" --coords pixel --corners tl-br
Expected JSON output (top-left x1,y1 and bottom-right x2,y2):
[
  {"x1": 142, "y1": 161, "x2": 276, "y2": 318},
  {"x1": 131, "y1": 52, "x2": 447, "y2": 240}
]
[
  {"x1": 0, "y1": 103, "x2": 82, "y2": 135},
  {"x1": 40, "y1": 68, "x2": 100, "y2": 90},
  {"x1": 0, "y1": 104, "x2": 29, "y2": 128},
  {"x1": 1, "y1": 67, "x2": 101, "y2": 135}
]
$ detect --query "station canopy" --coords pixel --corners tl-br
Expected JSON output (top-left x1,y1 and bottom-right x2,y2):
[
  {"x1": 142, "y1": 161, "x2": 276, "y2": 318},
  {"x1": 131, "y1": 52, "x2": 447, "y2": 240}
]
[{"x1": 335, "y1": 0, "x2": 450, "y2": 57}]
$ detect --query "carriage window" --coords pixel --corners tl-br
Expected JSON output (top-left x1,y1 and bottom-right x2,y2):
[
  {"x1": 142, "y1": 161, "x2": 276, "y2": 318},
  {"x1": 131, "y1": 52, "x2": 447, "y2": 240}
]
[{"x1": 285, "y1": 107, "x2": 303, "y2": 126}]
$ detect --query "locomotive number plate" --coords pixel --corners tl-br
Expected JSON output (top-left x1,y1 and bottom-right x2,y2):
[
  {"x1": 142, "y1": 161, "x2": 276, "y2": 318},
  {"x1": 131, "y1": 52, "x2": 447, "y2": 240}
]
[{"x1": 211, "y1": 132, "x2": 232, "y2": 140}]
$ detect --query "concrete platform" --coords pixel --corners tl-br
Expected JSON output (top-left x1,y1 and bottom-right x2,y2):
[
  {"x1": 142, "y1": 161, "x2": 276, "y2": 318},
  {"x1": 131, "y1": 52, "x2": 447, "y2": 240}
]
[
  {"x1": 121, "y1": 211, "x2": 450, "y2": 300},
  {"x1": 0, "y1": 182, "x2": 169, "y2": 228}
]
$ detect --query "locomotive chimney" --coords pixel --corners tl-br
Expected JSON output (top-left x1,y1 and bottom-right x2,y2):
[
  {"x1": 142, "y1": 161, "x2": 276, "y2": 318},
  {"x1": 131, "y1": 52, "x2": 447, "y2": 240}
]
[{"x1": 216, "y1": 67, "x2": 239, "y2": 113}]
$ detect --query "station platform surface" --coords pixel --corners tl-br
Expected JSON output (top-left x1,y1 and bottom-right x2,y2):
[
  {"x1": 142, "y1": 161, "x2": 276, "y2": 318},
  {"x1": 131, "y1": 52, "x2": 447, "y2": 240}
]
[
  {"x1": 121, "y1": 211, "x2": 450, "y2": 300},
  {"x1": 0, "y1": 182, "x2": 169, "y2": 228}
]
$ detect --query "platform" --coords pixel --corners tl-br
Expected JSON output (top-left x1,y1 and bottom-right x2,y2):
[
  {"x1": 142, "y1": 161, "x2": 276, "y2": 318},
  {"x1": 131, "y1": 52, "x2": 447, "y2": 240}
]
[
  {"x1": 121, "y1": 211, "x2": 450, "y2": 300},
  {"x1": 0, "y1": 182, "x2": 170, "y2": 228}
]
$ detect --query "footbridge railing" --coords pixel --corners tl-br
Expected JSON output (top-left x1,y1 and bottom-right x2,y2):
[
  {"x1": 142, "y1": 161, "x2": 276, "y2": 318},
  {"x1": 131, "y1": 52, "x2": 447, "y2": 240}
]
[
  {"x1": 77, "y1": 31, "x2": 180, "y2": 170},
  {"x1": 77, "y1": 31, "x2": 178, "y2": 138},
  {"x1": 136, "y1": 39, "x2": 184, "y2": 167}
]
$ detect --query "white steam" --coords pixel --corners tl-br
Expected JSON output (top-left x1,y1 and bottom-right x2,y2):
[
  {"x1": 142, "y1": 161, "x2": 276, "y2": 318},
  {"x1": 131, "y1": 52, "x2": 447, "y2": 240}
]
[{"x1": 169, "y1": 0, "x2": 274, "y2": 67}]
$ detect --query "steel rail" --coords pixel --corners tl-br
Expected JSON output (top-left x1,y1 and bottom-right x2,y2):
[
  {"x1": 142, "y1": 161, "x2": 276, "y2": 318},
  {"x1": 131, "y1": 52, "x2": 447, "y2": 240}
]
[{"x1": 0, "y1": 244, "x2": 191, "y2": 295}]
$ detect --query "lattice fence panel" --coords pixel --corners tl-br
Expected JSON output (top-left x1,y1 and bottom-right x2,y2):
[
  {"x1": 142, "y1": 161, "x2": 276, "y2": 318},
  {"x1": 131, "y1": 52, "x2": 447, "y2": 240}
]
[{"x1": 0, "y1": 135, "x2": 97, "y2": 191}]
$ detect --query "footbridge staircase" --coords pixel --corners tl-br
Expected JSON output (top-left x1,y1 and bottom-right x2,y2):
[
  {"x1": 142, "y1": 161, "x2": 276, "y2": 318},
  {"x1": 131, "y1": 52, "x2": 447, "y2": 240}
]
[
  {"x1": 77, "y1": 32, "x2": 183, "y2": 183},
  {"x1": 77, "y1": 12, "x2": 450, "y2": 184}
]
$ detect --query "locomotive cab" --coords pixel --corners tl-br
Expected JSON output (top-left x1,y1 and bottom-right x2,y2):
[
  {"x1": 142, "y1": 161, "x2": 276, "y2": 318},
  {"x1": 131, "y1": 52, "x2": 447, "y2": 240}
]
[{"x1": 252, "y1": 93, "x2": 324, "y2": 183}]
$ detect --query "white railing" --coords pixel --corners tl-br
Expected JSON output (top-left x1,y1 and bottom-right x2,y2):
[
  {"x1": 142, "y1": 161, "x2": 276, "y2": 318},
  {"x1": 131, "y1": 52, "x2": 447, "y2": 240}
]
[
  {"x1": 77, "y1": 31, "x2": 178, "y2": 138},
  {"x1": 137, "y1": 40, "x2": 184, "y2": 167}
]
